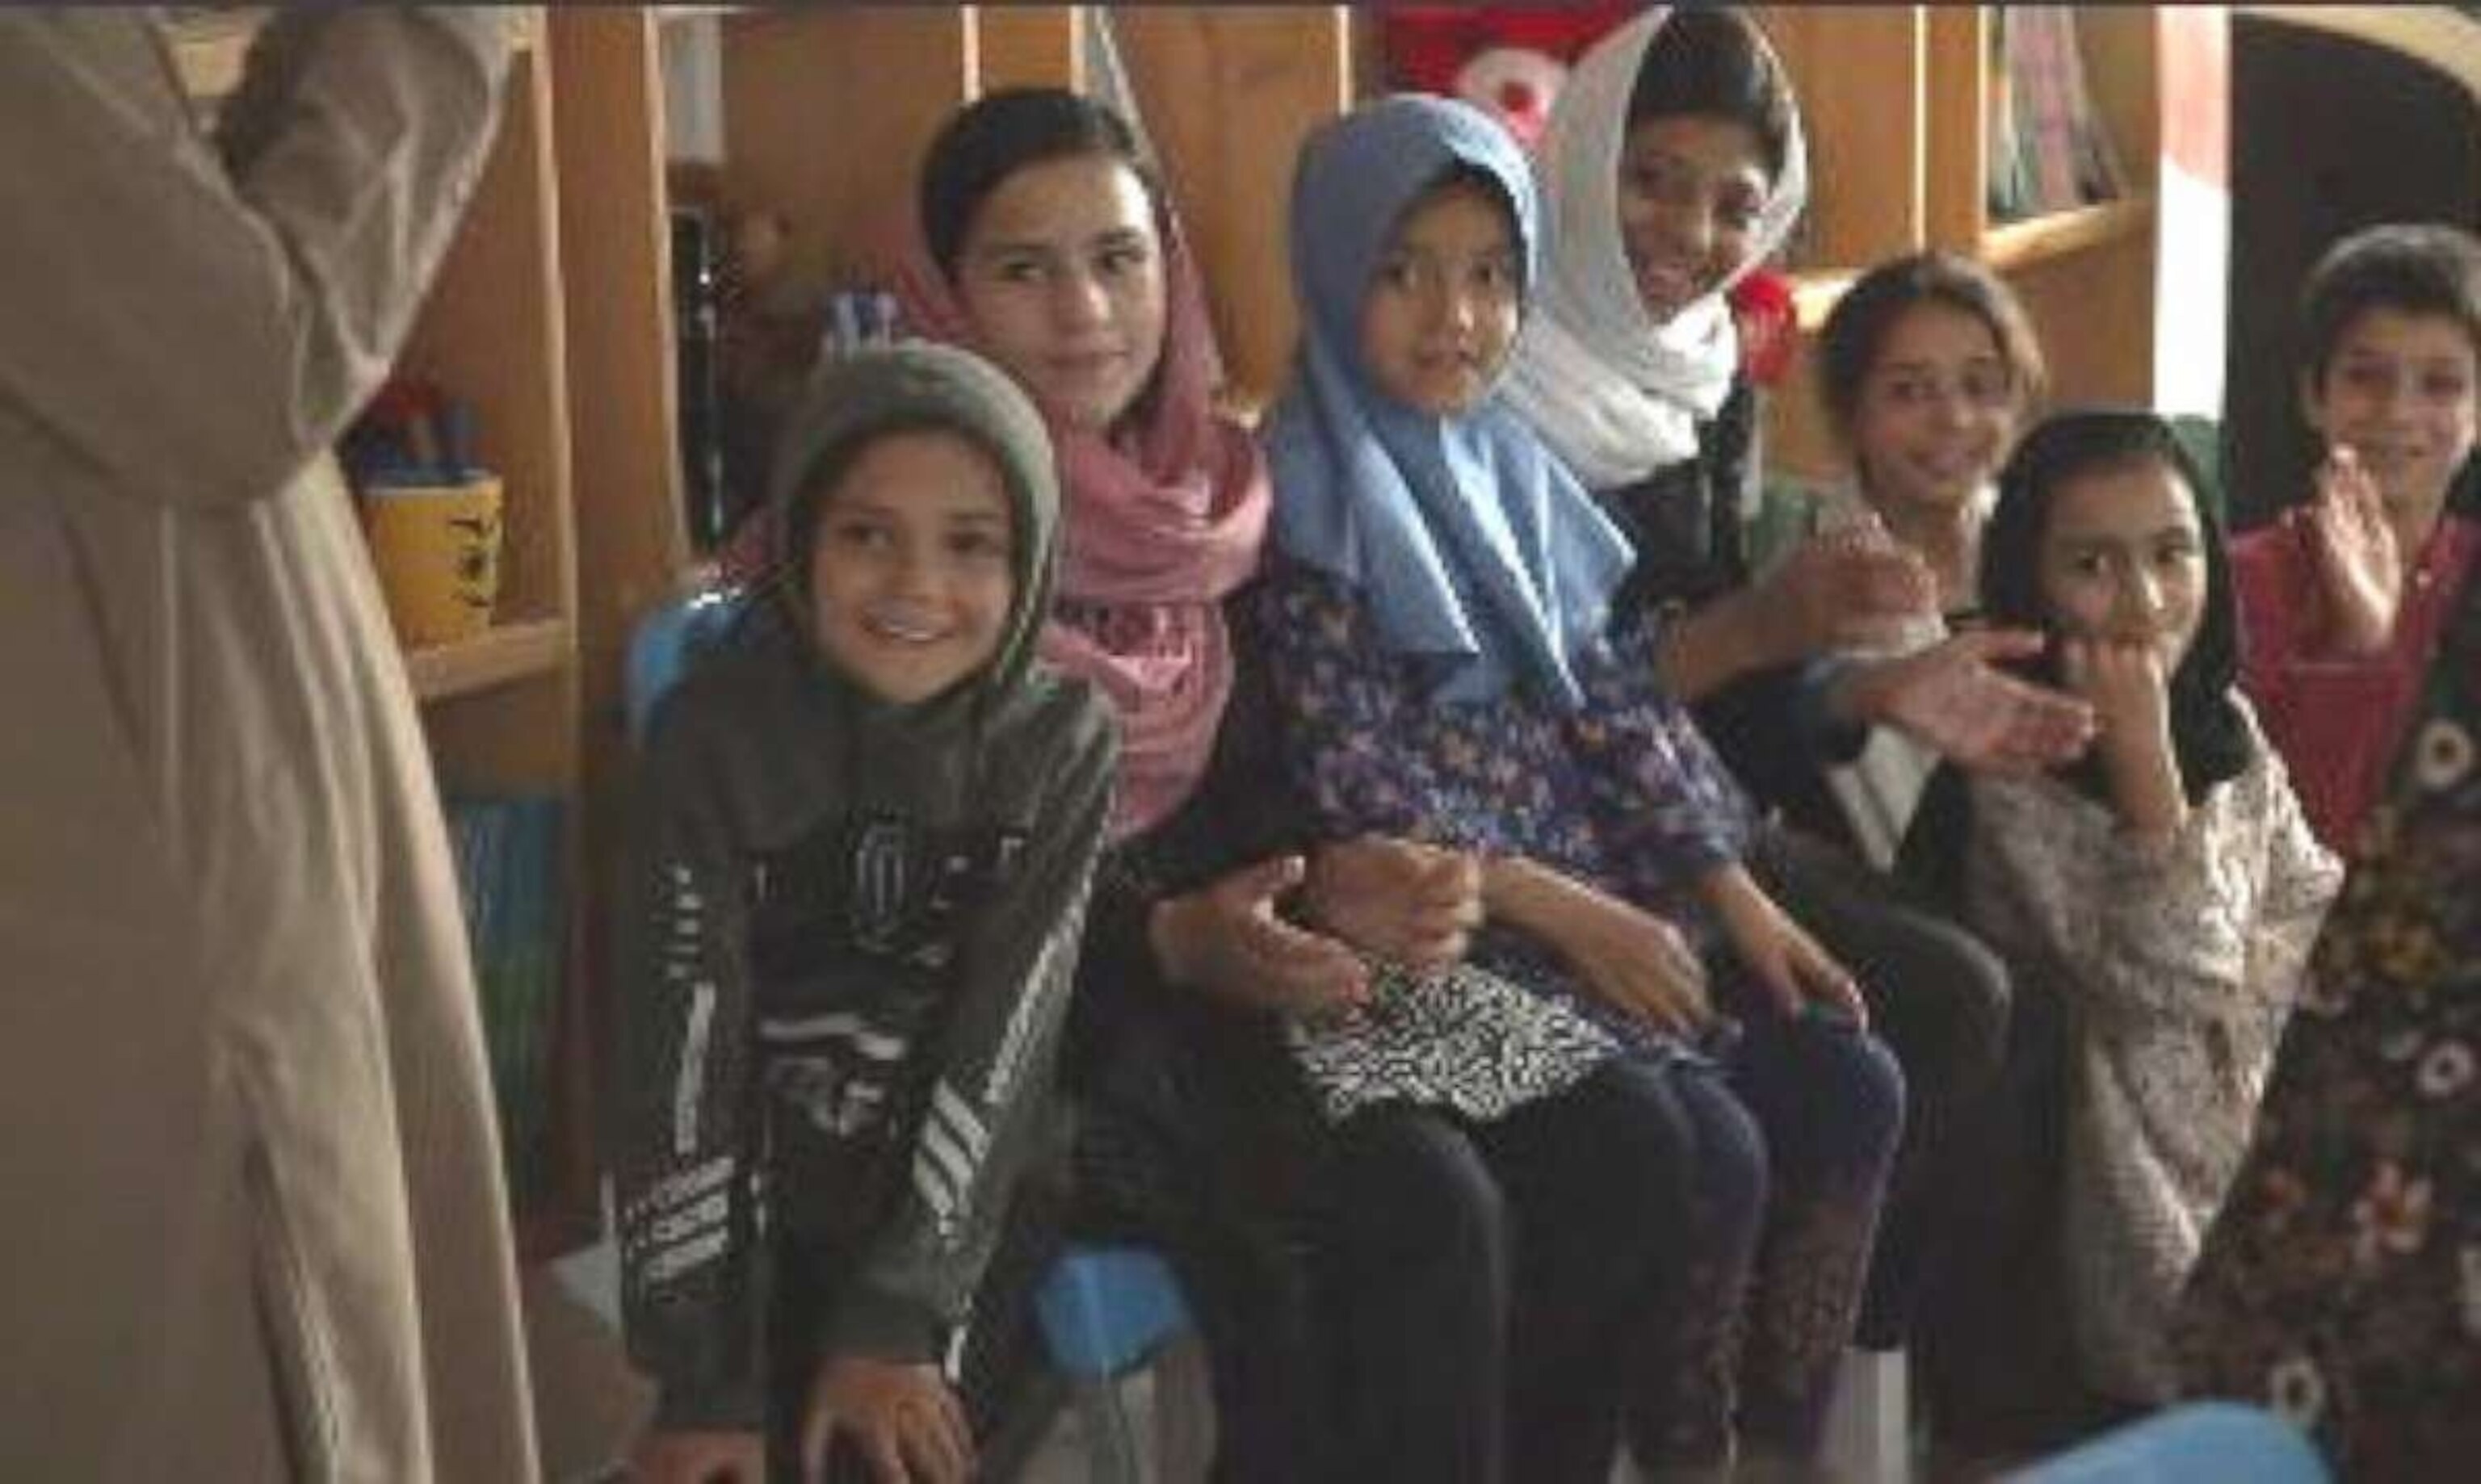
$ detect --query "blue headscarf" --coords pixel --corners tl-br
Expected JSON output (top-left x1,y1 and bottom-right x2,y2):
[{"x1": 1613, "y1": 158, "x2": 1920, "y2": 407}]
[{"x1": 1266, "y1": 94, "x2": 1635, "y2": 710}]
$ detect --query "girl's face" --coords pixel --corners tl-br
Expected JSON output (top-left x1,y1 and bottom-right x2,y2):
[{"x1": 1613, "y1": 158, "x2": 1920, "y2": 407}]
[
  {"x1": 807, "y1": 430, "x2": 1017, "y2": 706},
  {"x1": 1358, "y1": 179, "x2": 1522, "y2": 417},
  {"x1": 2035, "y1": 458, "x2": 2207, "y2": 673},
  {"x1": 955, "y1": 153, "x2": 1169, "y2": 435},
  {"x1": 2302, "y1": 306, "x2": 2479, "y2": 518},
  {"x1": 1851, "y1": 301, "x2": 2022, "y2": 518},
  {"x1": 1615, "y1": 114, "x2": 1770, "y2": 325}
]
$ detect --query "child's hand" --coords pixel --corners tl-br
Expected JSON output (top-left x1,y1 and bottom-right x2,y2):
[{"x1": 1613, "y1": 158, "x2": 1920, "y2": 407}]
[
  {"x1": 2304, "y1": 446, "x2": 2402, "y2": 655},
  {"x1": 1545, "y1": 885, "x2": 1713, "y2": 1035},
  {"x1": 1152, "y1": 856, "x2": 1371, "y2": 1019},
  {"x1": 629, "y1": 1427, "x2": 763, "y2": 1483},
  {"x1": 1757, "y1": 517, "x2": 1939, "y2": 662},
  {"x1": 800, "y1": 1356, "x2": 972, "y2": 1484},
  {"x1": 2061, "y1": 635, "x2": 2172, "y2": 755},
  {"x1": 1476, "y1": 856, "x2": 1708, "y2": 1033},
  {"x1": 2061, "y1": 636, "x2": 2188, "y2": 841},
  {"x1": 1841, "y1": 627, "x2": 2097, "y2": 774},
  {"x1": 1303, "y1": 834, "x2": 1483, "y2": 971},
  {"x1": 1704, "y1": 866, "x2": 1867, "y2": 1025}
]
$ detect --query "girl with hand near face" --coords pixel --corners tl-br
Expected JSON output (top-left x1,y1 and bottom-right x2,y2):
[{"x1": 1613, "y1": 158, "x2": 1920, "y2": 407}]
[
  {"x1": 1253, "y1": 93, "x2": 1903, "y2": 1482},
  {"x1": 1906, "y1": 411, "x2": 2340, "y2": 1444}
]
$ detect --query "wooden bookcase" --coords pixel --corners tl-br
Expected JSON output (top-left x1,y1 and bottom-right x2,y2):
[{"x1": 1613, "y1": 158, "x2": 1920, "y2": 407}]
[
  {"x1": 173, "y1": 10, "x2": 597, "y2": 1261},
  {"x1": 1757, "y1": 5, "x2": 2187, "y2": 482}
]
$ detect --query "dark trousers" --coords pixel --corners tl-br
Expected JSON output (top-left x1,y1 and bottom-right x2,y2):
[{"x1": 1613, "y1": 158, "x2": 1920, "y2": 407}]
[
  {"x1": 763, "y1": 1183, "x2": 1064, "y2": 1484},
  {"x1": 1309, "y1": 1020, "x2": 1903, "y2": 1483},
  {"x1": 1308, "y1": 1059, "x2": 1739, "y2": 1484},
  {"x1": 1910, "y1": 963, "x2": 2106, "y2": 1454},
  {"x1": 1692, "y1": 1004, "x2": 1904, "y2": 1461},
  {"x1": 1748, "y1": 824, "x2": 2011, "y2": 1350},
  {"x1": 1062, "y1": 996, "x2": 1328, "y2": 1484}
]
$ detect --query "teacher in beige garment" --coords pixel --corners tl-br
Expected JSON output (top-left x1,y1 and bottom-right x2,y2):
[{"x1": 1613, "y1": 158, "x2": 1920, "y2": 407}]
[{"x1": 0, "y1": 10, "x2": 538, "y2": 1479}]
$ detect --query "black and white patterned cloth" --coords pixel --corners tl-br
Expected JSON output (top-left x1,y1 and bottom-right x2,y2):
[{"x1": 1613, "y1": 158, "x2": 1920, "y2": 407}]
[{"x1": 1287, "y1": 958, "x2": 1617, "y2": 1123}]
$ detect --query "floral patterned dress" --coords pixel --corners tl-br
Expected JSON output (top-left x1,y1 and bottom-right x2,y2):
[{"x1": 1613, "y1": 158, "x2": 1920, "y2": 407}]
[
  {"x1": 2173, "y1": 551, "x2": 2481, "y2": 1477},
  {"x1": 1248, "y1": 556, "x2": 1904, "y2": 1458}
]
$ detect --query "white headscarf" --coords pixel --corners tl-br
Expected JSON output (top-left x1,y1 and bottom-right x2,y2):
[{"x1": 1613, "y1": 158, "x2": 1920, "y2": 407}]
[{"x1": 1503, "y1": 6, "x2": 1809, "y2": 489}]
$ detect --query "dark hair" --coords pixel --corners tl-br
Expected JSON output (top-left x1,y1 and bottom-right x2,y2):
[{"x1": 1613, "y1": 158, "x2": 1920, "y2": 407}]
[
  {"x1": 780, "y1": 417, "x2": 942, "y2": 597},
  {"x1": 917, "y1": 88, "x2": 1157, "y2": 279},
  {"x1": 1400, "y1": 161, "x2": 1525, "y2": 280},
  {"x1": 1981, "y1": 409, "x2": 2252, "y2": 805},
  {"x1": 2300, "y1": 222, "x2": 2481, "y2": 388},
  {"x1": 1626, "y1": 6, "x2": 1795, "y2": 182},
  {"x1": 1817, "y1": 250, "x2": 2047, "y2": 442}
]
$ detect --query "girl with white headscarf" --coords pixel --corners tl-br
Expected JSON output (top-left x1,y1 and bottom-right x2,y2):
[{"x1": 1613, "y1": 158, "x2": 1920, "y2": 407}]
[{"x1": 1504, "y1": 7, "x2": 2101, "y2": 1373}]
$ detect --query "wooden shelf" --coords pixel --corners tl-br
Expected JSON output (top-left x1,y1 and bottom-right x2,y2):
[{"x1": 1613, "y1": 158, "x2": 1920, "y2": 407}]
[
  {"x1": 657, "y1": 5, "x2": 762, "y2": 23},
  {"x1": 1982, "y1": 195, "x2": 2156, "y2": 273},
  {"x1": 406, "y1": 617, "x2": 572, "y2": 702}
]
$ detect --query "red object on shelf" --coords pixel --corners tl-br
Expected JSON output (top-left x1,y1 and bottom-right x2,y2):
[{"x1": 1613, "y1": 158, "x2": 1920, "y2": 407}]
[
  {"x1": 1731, "y1": 268, "x2": 1799, "y2": 388},
  {"x1": 1379, "y1": 2, "x2": 1645, "y2": 149}
]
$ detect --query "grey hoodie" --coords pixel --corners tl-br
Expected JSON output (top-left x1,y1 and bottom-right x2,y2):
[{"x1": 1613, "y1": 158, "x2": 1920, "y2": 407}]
[{"x1": 612, "y1": 345, "x2": 1117, "y2": 1428}]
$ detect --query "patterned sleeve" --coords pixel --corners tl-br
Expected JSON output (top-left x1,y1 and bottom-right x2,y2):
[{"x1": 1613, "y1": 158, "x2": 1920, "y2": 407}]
[
  {"x1": 1242, "y1": 560, "x2": 1455, "y2": 843},
  {"x1": 1969, "y1": 769, "x2": 2264, "y2": 1025},
  {"x1": 1582, "y1": 618, "x2": 1753, "y2": 893},
  {"x1": 611, "y1": 698, "x2": 767, "y2": 1431},
  {"x1": 2243, "y1": 740, "x2": 2345, "y2": 1012},
  {"x1": 825, "y1": 690, "x2": 1116, "y2": 1365}
]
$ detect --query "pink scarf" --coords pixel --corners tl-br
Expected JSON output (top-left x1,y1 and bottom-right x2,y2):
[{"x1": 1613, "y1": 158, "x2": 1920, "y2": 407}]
[{"x1": 879, "y1": 204, "x2": 1270, "y2": 839}]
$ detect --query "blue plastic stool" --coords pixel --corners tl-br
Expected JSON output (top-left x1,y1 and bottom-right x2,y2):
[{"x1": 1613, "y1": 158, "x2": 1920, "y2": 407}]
[
  {"x1": 2006, "y1": 1402, "x2": 2327, "y2": 1482},
  {"x1": 623, "y1": 591, "x2": 1202, "y2": 1481},
  {"x1": 1031, "y1": 1246, "x2": 1195, "y2": 1483}
]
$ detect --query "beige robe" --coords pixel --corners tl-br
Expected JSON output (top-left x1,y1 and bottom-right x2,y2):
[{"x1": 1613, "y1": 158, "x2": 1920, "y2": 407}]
[{"x1": 0, "y1": 10, "x2": 536, "y2": 1479}]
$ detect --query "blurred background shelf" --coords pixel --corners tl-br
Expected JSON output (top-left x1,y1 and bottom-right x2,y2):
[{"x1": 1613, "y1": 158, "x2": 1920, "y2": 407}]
[
  {"x1": 1984, "y1": 195, "x2": 2156, "y2": 272},
  {"x1": 407, "y1": 617, "x2": 573, "y2": 702}
]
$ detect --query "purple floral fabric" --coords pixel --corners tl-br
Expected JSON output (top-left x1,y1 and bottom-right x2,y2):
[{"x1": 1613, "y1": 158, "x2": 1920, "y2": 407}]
[{"x1": 1247, "y1": 557, "x2": 1754, "y2": 941}]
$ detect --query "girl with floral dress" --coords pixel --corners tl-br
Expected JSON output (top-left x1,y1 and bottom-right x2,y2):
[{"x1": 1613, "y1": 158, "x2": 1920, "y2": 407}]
[
  {"x1": 2174, "y1": 230, "x2": 2481, "y2": 1482},
  {"x1": 1253, "y1": 92, "x2": 1904, "y2": 1481}
]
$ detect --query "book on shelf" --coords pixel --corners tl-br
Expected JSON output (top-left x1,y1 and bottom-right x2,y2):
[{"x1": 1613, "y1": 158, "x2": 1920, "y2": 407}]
[
  {"x1": 1988, "y1": 7, "x2": 2130, "y2": 226},
  {"x1": 446, "y1": 793, "x2": 567, "y2": 1208}
]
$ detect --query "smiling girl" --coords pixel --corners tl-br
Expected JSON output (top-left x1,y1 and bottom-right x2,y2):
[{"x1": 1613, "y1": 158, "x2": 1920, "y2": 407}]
[{"x1": 615, "y1": 346, "x2": 1116, "y2": 1484}]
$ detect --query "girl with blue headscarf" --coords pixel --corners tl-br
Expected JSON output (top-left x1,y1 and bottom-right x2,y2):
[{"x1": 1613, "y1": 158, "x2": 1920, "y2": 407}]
[{"x1": 1249, "y1": 94, "x2": 1904, "y2": 1480}]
